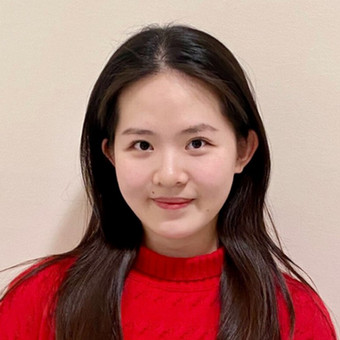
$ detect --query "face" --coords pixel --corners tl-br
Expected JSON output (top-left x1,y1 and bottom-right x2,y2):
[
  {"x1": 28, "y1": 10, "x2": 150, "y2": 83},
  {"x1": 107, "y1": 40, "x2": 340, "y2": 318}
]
[{"x1": 103, "y1": 70, "x2": 256, "y2": 256}]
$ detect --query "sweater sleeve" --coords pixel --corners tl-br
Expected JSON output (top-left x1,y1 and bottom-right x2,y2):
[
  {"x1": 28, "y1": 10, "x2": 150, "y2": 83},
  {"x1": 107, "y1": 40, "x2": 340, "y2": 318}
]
[
  {"x1": 0, "y1": 257, "x2": 74, "y2": 340},
  {"x1": 278, "y1": 274, "x2": 338, "y2": 340}
]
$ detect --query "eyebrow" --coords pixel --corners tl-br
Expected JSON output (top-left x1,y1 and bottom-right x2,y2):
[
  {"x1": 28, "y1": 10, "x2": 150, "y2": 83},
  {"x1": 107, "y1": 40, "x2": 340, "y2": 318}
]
[
  {"x1": 181, "y1": 123, "x2": 218, "y2": 134},
  {"x1": 121, "y1": 128, "x2": 155, "y2": 136},
  {"x1": 121, "y1": 123, "x2": 218, "y2": 136}
]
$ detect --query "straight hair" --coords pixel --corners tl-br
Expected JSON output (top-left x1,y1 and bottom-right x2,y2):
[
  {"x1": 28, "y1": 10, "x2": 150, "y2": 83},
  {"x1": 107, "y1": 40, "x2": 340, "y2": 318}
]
[{"x1": 2, "y1": 23, "x2": 315, "y2": 340}]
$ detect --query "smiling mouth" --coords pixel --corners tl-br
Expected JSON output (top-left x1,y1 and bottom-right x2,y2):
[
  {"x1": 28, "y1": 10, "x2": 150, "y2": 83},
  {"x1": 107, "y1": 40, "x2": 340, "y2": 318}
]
[{"x1": 153, "y1": 198, "x2": 193, "y2": 210}]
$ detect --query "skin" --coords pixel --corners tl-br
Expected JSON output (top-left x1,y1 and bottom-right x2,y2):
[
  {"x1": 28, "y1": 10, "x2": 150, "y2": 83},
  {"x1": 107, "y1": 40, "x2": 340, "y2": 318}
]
[{"x1": 103, "y1": 70, "x2": 258, "y2": 257}]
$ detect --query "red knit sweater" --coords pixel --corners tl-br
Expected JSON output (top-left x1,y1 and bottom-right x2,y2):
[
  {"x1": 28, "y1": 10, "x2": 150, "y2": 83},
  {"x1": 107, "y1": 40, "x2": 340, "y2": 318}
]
[{"x1": 0, "y1": 247, "x2": 337, "y2": 339}]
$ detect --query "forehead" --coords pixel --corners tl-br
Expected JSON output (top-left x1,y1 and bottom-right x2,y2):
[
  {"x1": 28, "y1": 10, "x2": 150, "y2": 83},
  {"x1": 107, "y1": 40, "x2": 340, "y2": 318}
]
[
  {"x1": 116, "y1": 70, "x2": 224, "y2": 125},
  {"x1": 120, "y1": 69, "x2": 219, "y2": 97}
]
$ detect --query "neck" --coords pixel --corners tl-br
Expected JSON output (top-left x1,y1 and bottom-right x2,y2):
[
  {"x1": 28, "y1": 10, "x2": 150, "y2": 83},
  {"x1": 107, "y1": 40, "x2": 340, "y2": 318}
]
[
  {"x1": 143, "y1": 232, "x2": 219, "y2": 258},
  {"x1": 134, "y1": 245, "x2": 224, "y2": 281}
]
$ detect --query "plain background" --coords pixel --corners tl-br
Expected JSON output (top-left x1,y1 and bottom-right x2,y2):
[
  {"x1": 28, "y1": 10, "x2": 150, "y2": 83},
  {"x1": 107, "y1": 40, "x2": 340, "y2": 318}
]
[{"x1": 1, "y1": 0, "x2": 339, "y2": 335}]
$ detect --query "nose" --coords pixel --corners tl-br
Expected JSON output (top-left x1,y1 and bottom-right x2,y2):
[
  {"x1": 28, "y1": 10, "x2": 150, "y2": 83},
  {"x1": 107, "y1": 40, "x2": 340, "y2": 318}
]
[{"x1": 152, "y1": 151, "x2": 189, "y2": 187}]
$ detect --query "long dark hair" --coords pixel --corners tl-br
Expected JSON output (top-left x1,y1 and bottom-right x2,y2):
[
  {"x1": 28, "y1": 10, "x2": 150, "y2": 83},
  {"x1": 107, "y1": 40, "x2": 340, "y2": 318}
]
[{"x1": 2, "y1": 23, "x2": 314, "y2": 339}]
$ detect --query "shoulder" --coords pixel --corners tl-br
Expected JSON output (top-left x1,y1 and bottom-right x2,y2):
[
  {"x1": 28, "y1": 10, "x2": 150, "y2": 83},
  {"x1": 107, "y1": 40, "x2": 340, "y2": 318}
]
[
  {"x1": 2, "y1": 256, "x2": 75, "y2": 301},
  {"x1": 277, "y1": 273, "x2": 337, "y2": 339},
  {"x1": 0, "y1": 256, "x2": 75, "y2": 339}
]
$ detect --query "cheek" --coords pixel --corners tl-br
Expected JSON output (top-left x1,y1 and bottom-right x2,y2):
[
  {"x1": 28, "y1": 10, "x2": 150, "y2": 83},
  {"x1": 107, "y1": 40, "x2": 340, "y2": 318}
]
[
  {"x1": 115, "y1": 159, "x2": 149, "y2": 197},
  {"x1": 194, "y1": 154, "x2": 237, "y2": 183},
  {"x1": 193, "y1": 155, "x2": 237, "y2": 200}
]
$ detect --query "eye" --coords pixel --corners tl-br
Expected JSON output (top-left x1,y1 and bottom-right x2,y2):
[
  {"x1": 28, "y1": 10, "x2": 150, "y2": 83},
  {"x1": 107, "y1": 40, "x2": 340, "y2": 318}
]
[
  {"x1": 187, "y1": 139, "x2": 207, "y2": 150},
  {"x1": 133, "y1": 140, "x2": 153, "y2": 151}
]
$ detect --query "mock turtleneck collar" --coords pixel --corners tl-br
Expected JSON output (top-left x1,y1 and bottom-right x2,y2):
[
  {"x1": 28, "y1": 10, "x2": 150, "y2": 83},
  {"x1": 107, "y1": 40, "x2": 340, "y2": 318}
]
[{"x1": 133, "y1": 246, "x2": 224, "y2": 281}]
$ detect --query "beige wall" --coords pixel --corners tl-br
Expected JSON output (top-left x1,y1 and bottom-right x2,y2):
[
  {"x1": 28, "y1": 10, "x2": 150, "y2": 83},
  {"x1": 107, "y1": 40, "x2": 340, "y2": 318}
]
[{"x1": 1, "y1": 0, "x2": 339, "y2": 333}]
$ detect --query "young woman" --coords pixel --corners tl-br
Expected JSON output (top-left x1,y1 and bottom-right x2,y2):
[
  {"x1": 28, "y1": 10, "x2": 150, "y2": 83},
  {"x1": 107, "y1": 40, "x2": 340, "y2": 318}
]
[{"x1": 0, "y1": 23, "x2": 337, "y2": 340}]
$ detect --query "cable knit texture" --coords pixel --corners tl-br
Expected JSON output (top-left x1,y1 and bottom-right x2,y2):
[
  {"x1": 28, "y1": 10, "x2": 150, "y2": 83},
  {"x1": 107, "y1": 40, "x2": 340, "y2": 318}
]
[
  {"x1": 121, "y1": 247, "x2": 224, "y2": 339},
  {"x1": 0, "y1": 247, "x2": 337, "y2": 339}
]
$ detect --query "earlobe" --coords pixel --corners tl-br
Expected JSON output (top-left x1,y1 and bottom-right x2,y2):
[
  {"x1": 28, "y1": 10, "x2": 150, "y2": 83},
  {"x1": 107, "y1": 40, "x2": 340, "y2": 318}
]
[
  {"x1": 235, "y1": 130, "x2": 258, "y2": 173},
  {"x1": 101, "y1": 139, "x2": 115, "y2": 166}
]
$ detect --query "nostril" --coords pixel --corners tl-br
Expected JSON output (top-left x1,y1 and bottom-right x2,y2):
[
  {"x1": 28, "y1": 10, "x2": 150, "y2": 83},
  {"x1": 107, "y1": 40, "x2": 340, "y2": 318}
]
[
  {"x1": 152, "y1": 168, "x2": 189, "y2": 187},
  {"x1": 152, "y1": 154, "x2": 189, "y2": 187}
]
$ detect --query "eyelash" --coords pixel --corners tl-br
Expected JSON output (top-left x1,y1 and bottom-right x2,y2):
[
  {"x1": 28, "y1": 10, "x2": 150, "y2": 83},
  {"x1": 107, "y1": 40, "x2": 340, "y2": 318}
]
[
  {"x1": 130, "y1": 137, "x2": 211, "y2": 151},
  {"x1": 186, "y1": 138, "x2": 208, "y2": 150},
  {"x1": 132, "y1": 140, "x2": 153, "y2": 151}
]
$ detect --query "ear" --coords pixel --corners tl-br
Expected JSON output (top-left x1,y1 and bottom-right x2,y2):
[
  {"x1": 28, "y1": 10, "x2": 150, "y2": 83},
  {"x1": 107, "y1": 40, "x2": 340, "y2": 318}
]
[
  {"x1": 234, "y1": 130, "x2": 258, "y2": 174},
  {"x1": 101, "y1": 138, "x2": 115, "y2": 166}
]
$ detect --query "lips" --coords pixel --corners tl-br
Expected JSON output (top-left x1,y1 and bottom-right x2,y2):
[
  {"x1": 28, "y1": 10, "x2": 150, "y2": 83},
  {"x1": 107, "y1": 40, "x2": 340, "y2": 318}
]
[{"x1": 153, "y1": 197, "x2": 193, "y2": 210}]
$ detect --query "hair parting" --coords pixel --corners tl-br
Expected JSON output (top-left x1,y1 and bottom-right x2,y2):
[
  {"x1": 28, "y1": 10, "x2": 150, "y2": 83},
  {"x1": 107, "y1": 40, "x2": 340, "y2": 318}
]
[{"x1": 1, "y1": 23, "x2": 318, "y2": 340}]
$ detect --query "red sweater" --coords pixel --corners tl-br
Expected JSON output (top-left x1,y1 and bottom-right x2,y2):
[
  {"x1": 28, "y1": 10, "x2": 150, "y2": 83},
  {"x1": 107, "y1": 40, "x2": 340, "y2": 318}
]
[{"x1": 0, "y1": 247, "x2": 337, "y2": 339}]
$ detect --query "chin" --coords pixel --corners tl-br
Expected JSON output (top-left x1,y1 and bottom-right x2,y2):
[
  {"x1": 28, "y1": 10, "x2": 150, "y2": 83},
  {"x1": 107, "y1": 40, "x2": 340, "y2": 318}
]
[{"x1": 155, "y1": 224, "x2": 201, "y2": 240}]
